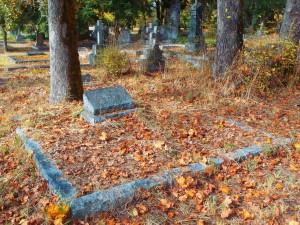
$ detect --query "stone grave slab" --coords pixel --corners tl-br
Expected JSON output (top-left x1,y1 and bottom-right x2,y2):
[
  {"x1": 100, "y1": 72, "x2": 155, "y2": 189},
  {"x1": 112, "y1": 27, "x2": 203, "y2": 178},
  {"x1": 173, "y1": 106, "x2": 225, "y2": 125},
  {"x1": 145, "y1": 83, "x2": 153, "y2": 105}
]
[
  {"x1": 81, "y1": 86, "x2": 135, "y2": 124},
  {"x1": 26, "y1": 51, "x2": 46, "y2": 56},
  {"x1": 32, "y1": 45, "x2": 49, "y2": 51}
]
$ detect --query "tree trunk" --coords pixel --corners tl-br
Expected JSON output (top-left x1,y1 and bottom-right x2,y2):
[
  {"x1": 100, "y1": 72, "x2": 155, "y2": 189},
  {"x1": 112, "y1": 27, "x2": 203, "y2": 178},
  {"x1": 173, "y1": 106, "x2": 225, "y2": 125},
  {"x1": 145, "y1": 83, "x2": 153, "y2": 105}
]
[
  {"x1": 166, "y1": 0, "x2": 181, "y2": 40},
  {"x1": 279, "y1": 0, "x2": 300, "y2": 44},
  {"x1": 1, "y1": 26, "x2": 8, "y2": 53},
  {"x1": 48, "y1": 0, "x2": 83, "y2": 104},
  {"x1": 213, "y1": 0, "x2": 243, "y2": 77},
  {"x1": 156, "y1": 1, "x2": 161, "y2": 25}
]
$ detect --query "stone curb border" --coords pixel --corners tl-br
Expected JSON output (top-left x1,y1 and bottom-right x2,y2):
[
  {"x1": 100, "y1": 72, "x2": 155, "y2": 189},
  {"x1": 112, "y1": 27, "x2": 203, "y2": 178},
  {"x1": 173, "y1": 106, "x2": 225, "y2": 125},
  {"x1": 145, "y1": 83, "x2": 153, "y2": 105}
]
[
  {"x1": 16, "y1": 128, "x2": 77, "y2": 201},
  {"x1": 6, "y1": 63, "x2": 91, "y2": 72},
  {"x1": 16, "y1": 117, "x2": 292, "y2": 219}
]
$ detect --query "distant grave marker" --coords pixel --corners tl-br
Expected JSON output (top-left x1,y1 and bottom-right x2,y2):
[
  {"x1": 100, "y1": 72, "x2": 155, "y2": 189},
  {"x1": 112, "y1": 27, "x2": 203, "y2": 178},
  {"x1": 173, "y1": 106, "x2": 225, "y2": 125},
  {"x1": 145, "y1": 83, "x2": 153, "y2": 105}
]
[
  {"x1": 82, "y1": 73, "x2": 92, "y2": 83},
  {"x1": 119, "y1": 28, "x2": 132, "y2": 47},
  {"x1": 81, "y1": 86, "x2": 135, "y2": 124}
]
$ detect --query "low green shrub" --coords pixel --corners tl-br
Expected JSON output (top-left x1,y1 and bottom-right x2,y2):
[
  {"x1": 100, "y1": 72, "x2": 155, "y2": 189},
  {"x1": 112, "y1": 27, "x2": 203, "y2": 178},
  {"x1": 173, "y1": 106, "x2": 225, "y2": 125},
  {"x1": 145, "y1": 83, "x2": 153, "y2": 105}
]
[
  {"x1": 242, "y1": 40, "x2": 298, "y2": 91},
  {"x1": 96, "y1": 45, "x2": 131, "y2": 76}
]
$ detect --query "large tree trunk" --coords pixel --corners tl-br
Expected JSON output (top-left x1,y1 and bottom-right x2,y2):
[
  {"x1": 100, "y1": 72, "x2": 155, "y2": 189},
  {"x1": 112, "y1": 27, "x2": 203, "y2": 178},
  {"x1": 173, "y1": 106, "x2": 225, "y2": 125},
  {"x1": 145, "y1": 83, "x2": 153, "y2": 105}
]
[
  {"x1": 279, "y1": 0, "x2": 300, "y2": 44},
  {"x1": 48, "y1": 0, "x2": 83, "y2": 104},
  {"x1": 213, "y1": 0, "x2": 243, "y2": 77},
  {"x1": 166, "y1": 0, "x2": 181, "y2": 40},
  {"x1": 1, "y1": 25, "x2": 8, "y2": 53}
]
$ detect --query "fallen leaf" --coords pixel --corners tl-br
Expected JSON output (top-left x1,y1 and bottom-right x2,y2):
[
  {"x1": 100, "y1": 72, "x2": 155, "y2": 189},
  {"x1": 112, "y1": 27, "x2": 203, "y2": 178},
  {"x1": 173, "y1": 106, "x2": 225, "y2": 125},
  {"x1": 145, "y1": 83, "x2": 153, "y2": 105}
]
[
  {"x1": 99, "y1": 132, "x2": 107, "y2": 141},
  {"x1": 19, "y1": 219, "x2": 29, "y2": 225},
  {"x1": 289, "y1": 220, "x2": 300, "y2": 225},
  {"x1": 179, "y1": 195, "x2": 188, "y2": 202},
  {"x1": 294, "y1": 143, "x2": 300, "y2": 150},
  {"x1": 176, "y1": 176, "x2": 186, "y2": 188},
  {"x1": 220, "y1": 185, "x2": 231, "y2": 194},
  {"x1": 43, "y1": 202, "x2": 70, "y2": 225},
  {"x1": 221, "y1": 208, "x2": 233, "y2": 218},
  {"x1": 160, "y1": 199, "x2": 172, "y2": 209},
  {"x1": 197, "y1": 219, "x2": 205, "y2": 225},
  {"x1": 239, "y1": 209, "x2": 254, "y2": 220},
  {"x1": 185, "y1": 189, "x2": 196, "y2": 198},
  {"x1": 275, "y1": 183, "x2": 283, "y2": 189},
  {"x1": 290, "y1": 164, "x2": 299, "y2": 171},
  {"x1": 223, "y1": 196, "x2": 232, "y2": 206},
  {"x1": 132, "y1": 208, "x2": 138, "y2": 216},
  {"x1": 154, "y1": 140, "x2": 165, "y2": 149}
]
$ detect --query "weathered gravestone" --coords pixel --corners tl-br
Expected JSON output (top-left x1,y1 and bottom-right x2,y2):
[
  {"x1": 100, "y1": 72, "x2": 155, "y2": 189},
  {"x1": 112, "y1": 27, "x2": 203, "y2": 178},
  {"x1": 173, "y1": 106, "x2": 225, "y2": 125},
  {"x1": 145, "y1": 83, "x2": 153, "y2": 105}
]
[
  {"x1": 32, "y1": 31, "x2": 49, "y2": 50},
  {"x1": 140, "y1": 43, "x2": 165, "y2": 72},
  {"x1": 185, "y1": 2, "x2": 206, "y2": 53},
  {"x1": 89, "y1": 20, "x2": 106, "y2": 65},
  {"x1": 119, "y1": 28, "x2": 132, "y2": 47},
  {"x1": 81, "y1": 86, "x2": 135, "y2": 124},
  {"x1": 82, "y1": 73, "x2": 92, "y2": 83},
  {"x1": 16, "y1": 31, "x2": 24, "y2": 43}
]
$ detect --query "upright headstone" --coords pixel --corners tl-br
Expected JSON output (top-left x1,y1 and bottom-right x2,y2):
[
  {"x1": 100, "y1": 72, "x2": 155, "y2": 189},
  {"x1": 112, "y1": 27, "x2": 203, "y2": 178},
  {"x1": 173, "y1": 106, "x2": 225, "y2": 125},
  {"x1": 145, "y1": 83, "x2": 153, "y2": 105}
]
[
  {"x1": 148, "y1": 23, "x2": 154, "y2": 46},
  {"x1": 140, "y1": 43, "x2": 165, "y2": 72},
  {"x1": 35, "y1": 31, "x2": 45, "y2": 47},
  {"x1": 119, "y1": 28, "x2": 132, "y2": 47},
  {"x1": 89, "y1": 20, "x2": 105, "y2": 65},
  {"x1": 93, "y1": 20, "x2": 104, "y2": 45},
  {"x1": 16, "y1": 29, "x2": 24, "y2": 43},
  {"x1": 80, "y1": 86, "x2": 135, "y2": 124},
  {"x1": 185, "y1": 2, "x2": 206, "y2": 53}
]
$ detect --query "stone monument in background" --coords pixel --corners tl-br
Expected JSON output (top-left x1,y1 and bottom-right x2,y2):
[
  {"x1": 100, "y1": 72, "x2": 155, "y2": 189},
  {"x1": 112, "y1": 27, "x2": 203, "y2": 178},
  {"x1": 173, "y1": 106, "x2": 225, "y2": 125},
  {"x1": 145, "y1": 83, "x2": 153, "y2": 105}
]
[{"x1": 185, "y1": 1, "x2": 206, "y2": 53}]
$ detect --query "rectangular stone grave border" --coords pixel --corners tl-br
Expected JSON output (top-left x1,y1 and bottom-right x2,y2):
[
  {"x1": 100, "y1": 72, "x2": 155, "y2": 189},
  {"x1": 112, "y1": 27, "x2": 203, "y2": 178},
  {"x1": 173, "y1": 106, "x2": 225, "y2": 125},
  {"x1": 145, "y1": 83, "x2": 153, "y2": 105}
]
[
  {"x1": 6, "y1": 63, "x2": 92, "y2": 71},
  {"x1": 8, "y1": 56, "x2": 49, "y2": 64},
  {"x1": 26, "y1": 51, "x2": 46, "y2": 56},
  {"x1": 16, "y1": 117, "x2": 292, "y2": 219},
  {"x1": 32, "y1": 45, "x2": 49, "y2": 51}
]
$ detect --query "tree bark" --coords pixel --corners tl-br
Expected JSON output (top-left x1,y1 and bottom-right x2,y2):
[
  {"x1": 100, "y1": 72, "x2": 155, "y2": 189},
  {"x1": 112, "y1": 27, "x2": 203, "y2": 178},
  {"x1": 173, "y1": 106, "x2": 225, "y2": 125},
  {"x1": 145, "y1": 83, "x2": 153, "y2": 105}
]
[
  {"x1": 213, "y1": 0, "x2": 243, "y2": 77},
  {"x1": 166, "y1": 0, "x2": 181, "y2": 40},
  {"x1": 1, "y1": 25, "x2": 7, "y2": 53},
  {"x1": 48, "y1": 0, "x2": 83, "y2": 104},
  {"x1": 279, "y1": 0, "x2": 300, "y2": 44}
]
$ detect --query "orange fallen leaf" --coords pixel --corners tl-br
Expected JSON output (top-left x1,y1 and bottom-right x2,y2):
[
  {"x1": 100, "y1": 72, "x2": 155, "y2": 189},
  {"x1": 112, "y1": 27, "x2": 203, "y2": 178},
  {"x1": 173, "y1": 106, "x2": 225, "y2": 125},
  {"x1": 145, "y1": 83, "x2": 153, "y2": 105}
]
[
  {"x1": 176, "y1": 176, "x2": 186, "y2": 188},
  {"x1": 185, "y1": 189, "x2": 196, "y2": 198},
  {"x1": 220, "y1": 185, "x2": 230, "y2": 194},
  {"x1": 197, "y1": 219, "x2": 205, "y2": 225},
  {"x1": 275, "y1": 183, "x2": 283, "y2": 189},
  {"x1": 239, "y1": 209, "x2": 254, "y2": 220},
  {"x1": 43, "y1": 202, "x2": 70, "y2": 225},
  {"x1": 290, "y1": 164, "x2": 299, "y2": 171}
]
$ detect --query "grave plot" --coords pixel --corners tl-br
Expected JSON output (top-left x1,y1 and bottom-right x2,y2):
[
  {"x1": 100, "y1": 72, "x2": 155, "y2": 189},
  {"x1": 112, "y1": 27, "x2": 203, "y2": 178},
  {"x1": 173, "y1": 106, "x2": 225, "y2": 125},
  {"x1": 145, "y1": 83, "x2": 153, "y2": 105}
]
[{"x1": 22, "y1": 104, "x2": 269, "y2": 194}]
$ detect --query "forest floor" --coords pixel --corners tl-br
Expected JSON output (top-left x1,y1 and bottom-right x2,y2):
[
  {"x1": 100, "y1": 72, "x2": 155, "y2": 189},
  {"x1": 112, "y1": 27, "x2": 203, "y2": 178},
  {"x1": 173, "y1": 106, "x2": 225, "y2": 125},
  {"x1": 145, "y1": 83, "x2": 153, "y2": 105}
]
[{"x1": 0, "y1": 39, "x2": 300, "y2": 225}]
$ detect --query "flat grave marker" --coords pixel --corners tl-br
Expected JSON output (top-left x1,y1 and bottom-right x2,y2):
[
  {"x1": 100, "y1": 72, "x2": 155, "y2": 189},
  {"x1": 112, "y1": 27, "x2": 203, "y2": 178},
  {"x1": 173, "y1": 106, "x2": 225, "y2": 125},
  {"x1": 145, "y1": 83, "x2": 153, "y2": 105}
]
[{"x1": 81, "y1": 86, "x2": 135, "y2": 124}]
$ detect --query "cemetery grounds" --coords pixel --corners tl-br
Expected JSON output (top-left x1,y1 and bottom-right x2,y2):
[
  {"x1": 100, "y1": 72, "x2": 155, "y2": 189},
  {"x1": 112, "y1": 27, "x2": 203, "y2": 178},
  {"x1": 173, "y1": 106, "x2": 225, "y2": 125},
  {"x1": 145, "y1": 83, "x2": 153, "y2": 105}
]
[{"x1": 0, "y1": 38, "x2": 300, "y2": 224}]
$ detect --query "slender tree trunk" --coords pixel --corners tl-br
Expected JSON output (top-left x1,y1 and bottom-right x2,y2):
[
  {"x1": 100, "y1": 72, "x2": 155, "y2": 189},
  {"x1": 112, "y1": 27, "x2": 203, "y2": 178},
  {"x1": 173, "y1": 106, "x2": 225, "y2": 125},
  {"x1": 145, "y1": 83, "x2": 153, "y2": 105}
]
[
  {"x1": 213, "y1": 0, "x2": 243, "y2": 77},
  {"x1": 48, "y1": 0, "x2": 83, "y2": 104},
  {"x1": 1, "y1": 26, "x2": 8, "y2": 53},
  {"x1": 166, "y1": 0, "x2": 181, "y2": 40},
  {"x1": 156, "y1": 1, "x2": 161, "y2": 25},
  {"x1": 280, "y1": 0, "x2": 300, "y2": 44}
]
